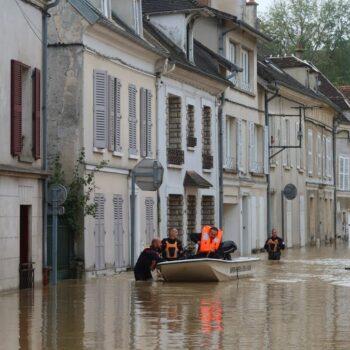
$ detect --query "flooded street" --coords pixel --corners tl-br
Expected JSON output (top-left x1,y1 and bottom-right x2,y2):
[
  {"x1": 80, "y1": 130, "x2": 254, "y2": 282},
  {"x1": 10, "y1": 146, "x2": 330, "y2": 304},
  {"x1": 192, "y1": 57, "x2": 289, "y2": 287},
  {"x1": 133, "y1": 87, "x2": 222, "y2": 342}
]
[{"x1": 1, "y1": 246, "x2": 350, "y2": 350}]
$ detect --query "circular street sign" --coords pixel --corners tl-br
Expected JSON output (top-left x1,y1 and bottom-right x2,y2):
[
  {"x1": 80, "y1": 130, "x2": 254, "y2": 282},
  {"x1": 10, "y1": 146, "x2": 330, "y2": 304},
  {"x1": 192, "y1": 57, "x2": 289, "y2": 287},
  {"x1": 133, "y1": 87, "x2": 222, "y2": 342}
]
[
  {"x1": 283, "y1": 183, "x2": 297, "y2": 200},
  {"x1": 134, "y1": 159, "x2": 164, "y2": 191},
  {"x1": 48, "y1": 184, "x2": 68, "y2": 205}
]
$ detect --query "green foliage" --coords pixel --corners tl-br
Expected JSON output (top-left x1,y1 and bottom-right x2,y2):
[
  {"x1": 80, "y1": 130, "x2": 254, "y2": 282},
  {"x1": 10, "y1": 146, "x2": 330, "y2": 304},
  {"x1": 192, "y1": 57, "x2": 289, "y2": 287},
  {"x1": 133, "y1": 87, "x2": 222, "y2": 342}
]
[
  {"x1": 260, "y1": 0, "x2": 350, "y2": 83},
  {"x1": 49, "y1": 149, "x2": 107, "y2": 238}
]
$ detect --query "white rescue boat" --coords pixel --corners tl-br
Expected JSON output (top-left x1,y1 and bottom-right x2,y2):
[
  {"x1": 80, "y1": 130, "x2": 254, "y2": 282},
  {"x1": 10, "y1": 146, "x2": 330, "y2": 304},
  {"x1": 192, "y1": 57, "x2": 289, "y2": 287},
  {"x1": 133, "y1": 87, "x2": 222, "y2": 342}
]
[{"x1": 158, "y1": 257, "x2": 260, "y2": 282}]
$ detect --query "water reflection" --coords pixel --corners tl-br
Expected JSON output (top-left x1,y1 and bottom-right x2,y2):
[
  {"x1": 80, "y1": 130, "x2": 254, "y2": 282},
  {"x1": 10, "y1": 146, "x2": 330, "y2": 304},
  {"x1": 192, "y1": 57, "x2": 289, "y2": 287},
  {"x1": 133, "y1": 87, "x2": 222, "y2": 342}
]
[{"x1": 0, "y1": 246, "x2": 350, "y2": 349}]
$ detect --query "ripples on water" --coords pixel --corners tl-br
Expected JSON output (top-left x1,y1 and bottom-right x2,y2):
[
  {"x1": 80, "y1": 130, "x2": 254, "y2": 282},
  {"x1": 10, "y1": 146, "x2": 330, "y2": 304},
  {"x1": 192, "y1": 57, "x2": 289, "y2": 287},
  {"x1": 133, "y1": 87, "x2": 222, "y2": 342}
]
[{"x1": 0, "y1": 246, "x2": 350, "y2": 350}]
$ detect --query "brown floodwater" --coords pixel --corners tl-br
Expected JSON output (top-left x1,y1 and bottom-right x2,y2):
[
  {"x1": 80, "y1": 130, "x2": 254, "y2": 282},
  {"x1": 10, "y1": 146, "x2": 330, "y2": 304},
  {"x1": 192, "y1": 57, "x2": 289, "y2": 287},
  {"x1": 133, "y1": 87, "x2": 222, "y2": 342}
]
[{"x1": 1, "y1": 246, "x2": 350, "y2": 350}]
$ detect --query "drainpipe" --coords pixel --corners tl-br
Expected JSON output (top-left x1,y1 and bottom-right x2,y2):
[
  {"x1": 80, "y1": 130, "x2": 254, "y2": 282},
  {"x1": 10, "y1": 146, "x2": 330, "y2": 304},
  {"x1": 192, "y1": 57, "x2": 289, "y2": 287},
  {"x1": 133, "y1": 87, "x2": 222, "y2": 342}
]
[
  {"x1": 218, "y1": 93, "x2": 224, "y2": 228},
  {"x1": 333, "y1": 116, "x2": 339, "y2": 246},
  {"x1": 42, "y1": 0, "x2": 59, "y2": 283}
]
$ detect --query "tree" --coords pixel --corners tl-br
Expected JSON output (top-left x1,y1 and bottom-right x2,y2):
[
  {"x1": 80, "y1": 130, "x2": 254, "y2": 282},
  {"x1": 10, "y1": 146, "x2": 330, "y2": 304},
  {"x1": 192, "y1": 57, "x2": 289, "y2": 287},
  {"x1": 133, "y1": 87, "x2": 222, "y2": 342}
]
[{"x1": 260, "y1": 0, "x2": 350, "y2": 83}]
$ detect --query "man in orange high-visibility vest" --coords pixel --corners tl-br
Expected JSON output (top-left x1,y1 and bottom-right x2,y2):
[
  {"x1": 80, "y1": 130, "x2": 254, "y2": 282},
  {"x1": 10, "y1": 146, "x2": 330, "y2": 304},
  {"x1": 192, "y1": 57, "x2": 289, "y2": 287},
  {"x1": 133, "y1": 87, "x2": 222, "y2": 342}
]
[{"x1": 198, "y1": 226, "x2": 224, "y2": 258}]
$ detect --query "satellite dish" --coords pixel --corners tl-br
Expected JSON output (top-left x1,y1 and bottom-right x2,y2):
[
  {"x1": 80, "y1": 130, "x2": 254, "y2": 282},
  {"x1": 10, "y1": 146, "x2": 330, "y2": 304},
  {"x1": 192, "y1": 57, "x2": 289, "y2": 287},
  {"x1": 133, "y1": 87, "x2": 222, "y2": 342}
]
[{"x1": 283, "y1": 184, "x2": 297, "y2": 200}]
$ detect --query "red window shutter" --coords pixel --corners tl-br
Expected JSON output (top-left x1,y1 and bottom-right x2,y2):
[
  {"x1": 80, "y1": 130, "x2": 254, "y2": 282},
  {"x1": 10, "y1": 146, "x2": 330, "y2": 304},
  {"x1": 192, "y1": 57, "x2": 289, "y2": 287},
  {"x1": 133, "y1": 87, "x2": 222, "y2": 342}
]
[
  {"x1": 32, "y1": 68, "x2": 41, "y2": 159},
  {"x1": 11, "y1": 60, "x2": 23, "y2": 156}
]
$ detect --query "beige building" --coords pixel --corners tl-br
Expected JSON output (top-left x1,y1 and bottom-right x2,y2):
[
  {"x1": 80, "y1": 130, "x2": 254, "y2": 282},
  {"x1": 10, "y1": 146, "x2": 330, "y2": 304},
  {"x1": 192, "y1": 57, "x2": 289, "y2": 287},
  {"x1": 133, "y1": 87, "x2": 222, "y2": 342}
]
[
  {"x1": 264, "y1": 56, "x2": 340, "y2": 245},
  {"x1": 0, "y1": 0, "x2": 48, "y2": 291},
  {"x1": 47, "y1": 0, "x2": 164, "y2": 272}
]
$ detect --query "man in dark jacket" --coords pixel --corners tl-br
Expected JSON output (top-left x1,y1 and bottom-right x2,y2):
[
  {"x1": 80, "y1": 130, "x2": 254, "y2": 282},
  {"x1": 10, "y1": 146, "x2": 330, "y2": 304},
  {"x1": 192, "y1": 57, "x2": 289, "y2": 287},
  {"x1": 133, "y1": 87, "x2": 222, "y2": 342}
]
[
  {"x1": 134, "y1": 238, "x2": 165, "y2": 281},
  {"x1": 264, "y1": 229, "x2": 285, "y2": 260}
]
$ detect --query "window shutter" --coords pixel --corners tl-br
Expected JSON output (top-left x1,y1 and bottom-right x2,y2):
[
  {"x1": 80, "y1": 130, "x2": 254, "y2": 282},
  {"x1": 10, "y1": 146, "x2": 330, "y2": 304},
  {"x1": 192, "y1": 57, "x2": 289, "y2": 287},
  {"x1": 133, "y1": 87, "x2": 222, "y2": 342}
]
[
  {"x1": 32, "y1": 68, "x2": 41, "y2": 159},
  {"x1": 128, "y1": 84, "x2": 137, "y2": 156},
  {"x1": 264, "y1": 126, "x2": 269, "y2": 174},
  {"x1": 296, "y1": 122, "x2": 300, "y2": 169},
  {"x1": 145, "y1": 197, "x2": 154, "y2": 244},
  {"x1": 115, "y1": 79, "x2": 122, "y2": 152},
  {"x1": 249, "y1": 122, "x2": 255, "y2": 172},
  {"x1": 113, "y1": 194, "x2": 125, "y2": 268},
  {"x1": 108, "y1": 76, "x2": 115, "y2": 152},
  {"x1": 339, "y1": 157, "x2": 344, "y2": 190},
  {"x1": 317, "y1": 134, "x2": 322, "y2": 176},
  {"x1": 140, "y1": 88, "x2": 147, "y2": 157},
  {"x1": 11, "y1": 60, "x2": 23, "y2": 156},
  {"x1": 327, "y1": 137, "x2": 332, "y2": 178},
  {"x1": 93, "y1": 70, "x2": 108, "y2": 149},
  {"x1": 345, "y1": 158, "x2": 349, "y2": 190},
  {"x1": 146, "y1": 89, "x2": 152, "y2": 157},
  {"x1": 94, "y1": 193, "x2": 106, "y2": 270},
  {"x1": 237, "y1": 119, "x2": 243, "y2": 171},
  {"x1": 308, "y1": 130, "x2": 313, "y2": 175}
]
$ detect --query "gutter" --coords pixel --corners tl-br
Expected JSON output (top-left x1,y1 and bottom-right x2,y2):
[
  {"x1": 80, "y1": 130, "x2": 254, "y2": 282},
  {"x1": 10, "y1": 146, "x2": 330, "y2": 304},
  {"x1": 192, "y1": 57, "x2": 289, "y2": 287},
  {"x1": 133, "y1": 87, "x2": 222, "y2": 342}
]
[
  {"x1": 218, "y1": 93, "x2": 224, "y2": 228},
  {"x1": 42, "y1": 0, "x2": 59, "y2": 281}
]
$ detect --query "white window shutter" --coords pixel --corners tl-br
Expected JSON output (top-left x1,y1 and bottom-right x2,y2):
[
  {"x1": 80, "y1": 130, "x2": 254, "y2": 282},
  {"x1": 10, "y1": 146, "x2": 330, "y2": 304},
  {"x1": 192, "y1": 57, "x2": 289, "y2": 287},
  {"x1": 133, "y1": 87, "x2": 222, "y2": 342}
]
[
  {"x1": 317, "y1": 134, "x2": 322, "y2": 176},
  {"x1": 346, "y1": 158, "x2": 349, "y2": 190},
  {"x1": 113, "y1": 194, "x2": 125, "y2": 268},
  {"x1": 296, "y1": 122, "x2": 300, "y2": 169},
  {"x1": 308, "y1": 130, "x2": 313, "y2": 175},
  {"x1": 237, "y1": 119, "x2": 243, "y2": 171},
  {"x1": 282, "y1": 120, "x2": 287, "y2": 166},
  {"x1": 249, "y1": 122, "x2": 255, "y2": 172},
  {"x1": 94, "y1": 193, "x2": 106, "y2": 270},
  {"x1": 145, "y1": 197, "x2": 154, "y2": 244},
  {"x1": 146, "y1": 89, "x2": 153, "y2": 157},
  {"x1": 128, "y1": 84, "x2": 137, "y2": 156},
  {"x1": 115, "y1": 78, "x2": 122, "y2": 152},
  {"x1": 93, "y1": 70, "x2": 108, "y2": 149},
  {"x1": 108, "y1": 76, "x2": 115, "y2": 152},
  {"x1": 140, "y1": 88, "x2": 147, "y2": 157},
  {"x1": 264, "y1": 125, "x2": 269, "y2": 174},
  {"x1": 339, "y1": 157, "x2": 344, "y2": 190}
]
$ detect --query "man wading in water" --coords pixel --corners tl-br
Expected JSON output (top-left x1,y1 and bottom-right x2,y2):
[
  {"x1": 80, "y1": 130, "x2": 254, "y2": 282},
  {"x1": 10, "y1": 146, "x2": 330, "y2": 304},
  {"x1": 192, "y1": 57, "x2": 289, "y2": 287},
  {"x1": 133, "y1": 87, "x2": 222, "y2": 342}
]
[{"x1": 264, "y1": 229, "x2": 285, "y2": 260}]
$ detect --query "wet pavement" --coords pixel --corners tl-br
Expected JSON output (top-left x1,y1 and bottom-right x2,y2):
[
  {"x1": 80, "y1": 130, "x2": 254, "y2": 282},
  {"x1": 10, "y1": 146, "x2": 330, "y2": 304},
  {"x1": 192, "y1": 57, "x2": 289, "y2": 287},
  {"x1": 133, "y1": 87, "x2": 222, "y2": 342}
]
[{"x1": 1, "y1": 246, "x2": 350, "y2": 350}]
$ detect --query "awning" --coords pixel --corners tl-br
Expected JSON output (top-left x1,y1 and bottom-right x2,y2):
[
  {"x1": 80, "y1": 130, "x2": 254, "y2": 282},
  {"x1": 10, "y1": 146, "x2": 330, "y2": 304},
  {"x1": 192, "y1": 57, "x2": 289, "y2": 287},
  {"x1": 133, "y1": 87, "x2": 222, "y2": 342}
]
[{"x1": 183, "y1": 171, "x2": 212, "y2": 189}]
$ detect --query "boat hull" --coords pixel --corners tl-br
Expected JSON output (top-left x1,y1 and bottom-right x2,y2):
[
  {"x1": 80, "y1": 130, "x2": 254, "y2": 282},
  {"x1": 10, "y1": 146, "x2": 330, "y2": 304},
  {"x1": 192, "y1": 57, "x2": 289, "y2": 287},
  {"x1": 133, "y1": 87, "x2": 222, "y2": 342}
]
[{"x1": 158, "y1": 257, "x2": 260, "y2": 282}]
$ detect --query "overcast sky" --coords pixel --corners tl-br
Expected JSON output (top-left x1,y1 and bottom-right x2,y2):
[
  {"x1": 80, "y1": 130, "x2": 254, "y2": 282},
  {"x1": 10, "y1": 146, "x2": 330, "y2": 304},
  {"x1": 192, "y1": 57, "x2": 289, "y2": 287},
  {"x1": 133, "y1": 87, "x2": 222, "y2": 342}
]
[{"x1": 257, "y1": 0, "x2": 274, "y2": 15}]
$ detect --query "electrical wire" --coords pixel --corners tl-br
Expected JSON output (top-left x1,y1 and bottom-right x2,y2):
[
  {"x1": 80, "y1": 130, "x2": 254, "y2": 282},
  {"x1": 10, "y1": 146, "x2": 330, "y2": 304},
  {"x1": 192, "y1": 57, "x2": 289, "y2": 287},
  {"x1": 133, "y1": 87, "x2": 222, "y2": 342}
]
[{"x1": 14, "y1": 0, "x2": 42, "y2": 43}]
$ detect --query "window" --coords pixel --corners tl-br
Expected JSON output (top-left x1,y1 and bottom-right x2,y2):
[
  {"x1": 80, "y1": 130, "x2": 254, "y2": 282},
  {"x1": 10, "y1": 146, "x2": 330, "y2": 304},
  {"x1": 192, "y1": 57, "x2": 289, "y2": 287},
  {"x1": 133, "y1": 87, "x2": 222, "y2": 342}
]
[
  {"x1": 282, "y1": 119, "x2": 291, "y2": 167},
  {"x1": 202, "y1": 106, "x2": 213, "y2": 170},
  {"x1": 339, "y1": 156, "x2": 350, "y2": 190},
  {"x1": 317, "y1": 133, "x2": 322, "y2": 176},
  {"x1": 228, "y1": 42, "x2": 237, "y2": 84},
  {"x1": 225, "y1": 117, "x2": 236, "y2": 170},
  {"x1": 326, "y1": 137, "x2": 332, "y2": 178},
  {"x1": 186, "y1": 105, "x2": 196, "y2": 148},
  {"x1": 241, "y1": 49, "x2": 251, "y2": 92},
  {"x1": 140, "y1": 88, "x2": 153, "y2": 157},
  {"x1": 133, "y1": 0, "x2": 143, "y2": 35},
  {"x1": 237, "y1": 119, "x2": 246, "y2": 172},
  {"x1": 88, "y1": 0, "x2": 111, "y2": 17},
  {"x1": 201, "y1": 196, "x2": 215, "y2": 227},
  {"x1": 307, "y1": 129, "x2": 313, "y2": 175},
  {"x1": 11, "y1": 60, "x2": 41, "y2": 160},
  {"x1": 249, "y1": 123, "x2": 264, "y2": 173}
]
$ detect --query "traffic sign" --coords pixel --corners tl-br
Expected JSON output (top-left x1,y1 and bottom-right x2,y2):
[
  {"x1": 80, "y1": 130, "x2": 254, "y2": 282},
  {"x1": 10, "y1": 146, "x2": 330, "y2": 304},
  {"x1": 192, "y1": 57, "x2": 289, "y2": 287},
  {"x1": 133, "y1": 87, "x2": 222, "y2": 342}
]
[
  {"x1": 48, "y1": 184, "x2": 67, "y2": 205},
  {"x1": 283, "y1": 184, "x2": 297, "y2": 200},
  {"x1": 133, "y1": 159, "x2": 164, "y2": 191}
]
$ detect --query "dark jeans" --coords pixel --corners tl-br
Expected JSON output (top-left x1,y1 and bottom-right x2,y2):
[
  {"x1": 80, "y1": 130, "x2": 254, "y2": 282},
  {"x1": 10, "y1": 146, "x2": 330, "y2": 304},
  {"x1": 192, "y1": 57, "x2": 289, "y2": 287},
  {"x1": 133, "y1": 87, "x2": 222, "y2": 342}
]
[{"x1": 268, "y1": 251, "x2": 281, "y2": 260}]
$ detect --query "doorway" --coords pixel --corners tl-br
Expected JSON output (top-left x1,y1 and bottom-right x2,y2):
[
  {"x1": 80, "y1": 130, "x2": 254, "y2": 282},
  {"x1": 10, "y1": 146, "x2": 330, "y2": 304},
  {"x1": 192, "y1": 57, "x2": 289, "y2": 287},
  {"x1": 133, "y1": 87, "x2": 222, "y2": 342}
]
[
  {"x1": 241, "y1": 196, "x2": 251, "y2": 255},
  {"x1": 19, "y1": 205, "x2": 33, "y2": 289}
]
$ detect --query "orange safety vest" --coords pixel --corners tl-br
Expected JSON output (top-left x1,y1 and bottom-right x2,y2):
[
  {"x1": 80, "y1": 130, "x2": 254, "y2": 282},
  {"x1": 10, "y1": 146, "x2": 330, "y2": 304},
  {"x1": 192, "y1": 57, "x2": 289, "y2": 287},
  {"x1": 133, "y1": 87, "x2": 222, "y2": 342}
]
[
  {"x1": 164, "y1": 240, "x2": 179, "y2": 259},
  {"x1": 199, "y1": 226, "x2": 223, "y2": 253}
]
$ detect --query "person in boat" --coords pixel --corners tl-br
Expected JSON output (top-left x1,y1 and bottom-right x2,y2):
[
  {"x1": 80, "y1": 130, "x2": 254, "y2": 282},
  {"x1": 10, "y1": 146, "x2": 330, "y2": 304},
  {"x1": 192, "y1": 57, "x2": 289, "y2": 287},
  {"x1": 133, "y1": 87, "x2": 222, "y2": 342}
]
[
  {"x1": 264, "y1": 229, "x2": 285, "y2": 260},
  {"x1": 134, "y1": 238, "x2": 165, "y2": 281},
  {"x1": 161, "y1": 228, "x2": 184, "y2": 261},
  {"x1": 198, "y1": 226, "x2": 225, "y2": 259}
]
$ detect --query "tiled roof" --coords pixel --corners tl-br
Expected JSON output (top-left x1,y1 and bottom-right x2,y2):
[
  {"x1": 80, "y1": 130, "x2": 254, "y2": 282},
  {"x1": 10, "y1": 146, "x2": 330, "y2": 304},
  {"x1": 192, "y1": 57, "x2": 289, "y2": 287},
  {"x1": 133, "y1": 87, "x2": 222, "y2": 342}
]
[
  {"x1": 142, "y1": 0, "x2": 201, "y2": 14},
  {"x1": 318, "y1": 76, "x2": 350, "y2": 111},
  {"x1": 339, "y1": 86, "x2": 350, "y2": 99},
  {"x1": 269, "y1": 55, "x2": 318, "y2": 73}
]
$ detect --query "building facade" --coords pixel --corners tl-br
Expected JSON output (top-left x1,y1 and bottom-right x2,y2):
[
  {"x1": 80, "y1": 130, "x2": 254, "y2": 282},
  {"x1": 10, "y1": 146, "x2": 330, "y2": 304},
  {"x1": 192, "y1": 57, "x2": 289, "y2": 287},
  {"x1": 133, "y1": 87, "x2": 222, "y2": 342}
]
[
  {"x1": 47, "y1": 0, "x2": 164, "y2": 272},
  {"x1": 0, "y1": 0, "x2": 47, "y2": 291}
]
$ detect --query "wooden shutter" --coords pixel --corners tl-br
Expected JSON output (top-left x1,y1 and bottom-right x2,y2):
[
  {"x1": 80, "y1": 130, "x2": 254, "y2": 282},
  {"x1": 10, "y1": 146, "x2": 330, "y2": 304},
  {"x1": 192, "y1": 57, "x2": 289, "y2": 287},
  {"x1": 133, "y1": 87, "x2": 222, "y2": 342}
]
[
  {"x1": 282, "y1": 120, "x2": 287, "y2": 166},
  {"x1": 317, "y1": 134, "x2": 322, "y2": 176},
  {"x1": 93, "y1": 70, "x2": 108, "y2": 149},
  {"x1": 146, "y1": 89, "x2": 152, "y2": 157},
  {"x1": 108, "y1": 76, "x2": 115, "y2": 152},
  {"x1": 145, "y1": 197, "x2": 154, "y2": 244},
  {"x1": 32, "y1": 68, "x2": 41, "y2": 159},
  {"x1": 296, "y1": 122, "x2": 300, "y2": 169},
  {"x1": 264, "y1": 126, "x2": 269, "y2": 174},
  {"x1": 236, "y1": 119, "x2": 243, "y2": 171},
  {"x1": 11, "y1": 60, "x2": 23, "y2": 156},
  {"x1": 115, "y1": 79, "x2": 122, "y2": 152},
  {"x1": 128, "y1": 84, "x2": 137, "y2": 156},
  {"x1": 326, "y1": 137, "x2": 332, "y2": 178},
  {"x1": 113, "y1": 195, "x2": 125, "y2": 268},
  {"x1": 345, "y1": 157, "x2": 350, "y2": 190},
  {"x1": 259, "y1": 197, "x2": 265, "y2": 248},
  {"x1": 94, "y1": 194, "x2": 106, "y2": 270},
  {"x1": 307, "y1": 130, "x2": 313, "y2": 175},
  {"x1": 300, "y1": 195, "x2": 306, "y2": 246},
  {"x1": 140, "y1": 88, "x2": 147, "y2": 157},
  {"x1": 250, "y1": 196, "x2": 257, "y2": 250},
  {"x1": 249, "y1": 122, "x2": 255, "y2": 172}
]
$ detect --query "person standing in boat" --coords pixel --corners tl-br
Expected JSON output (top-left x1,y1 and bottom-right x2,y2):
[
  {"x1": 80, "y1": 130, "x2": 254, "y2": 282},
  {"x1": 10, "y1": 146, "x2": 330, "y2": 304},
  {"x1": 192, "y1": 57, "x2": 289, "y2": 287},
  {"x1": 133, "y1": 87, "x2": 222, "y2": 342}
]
[
  {"x1": 198, "y1": 226, "x2": 224, "y2": 258},
  {"x1": 134, "y1": 238, "x2": 165, "y2": 281},
  {"x1": 264, "y1": 229, "x2": 285, "y2": 260},
  {"x1": 161, "y1": 228, "x2": 184, "y2": 261}
]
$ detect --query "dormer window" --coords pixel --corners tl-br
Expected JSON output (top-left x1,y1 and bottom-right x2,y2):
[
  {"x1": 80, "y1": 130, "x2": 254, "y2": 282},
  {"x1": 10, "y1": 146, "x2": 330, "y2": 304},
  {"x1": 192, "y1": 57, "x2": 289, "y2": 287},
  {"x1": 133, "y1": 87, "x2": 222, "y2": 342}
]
[
  {"x1": 133, "y1": 0, "x2": 143, "y2": 36},
  {"x1": 88, "y1": 0, "x2": 111, "y2": 18}
]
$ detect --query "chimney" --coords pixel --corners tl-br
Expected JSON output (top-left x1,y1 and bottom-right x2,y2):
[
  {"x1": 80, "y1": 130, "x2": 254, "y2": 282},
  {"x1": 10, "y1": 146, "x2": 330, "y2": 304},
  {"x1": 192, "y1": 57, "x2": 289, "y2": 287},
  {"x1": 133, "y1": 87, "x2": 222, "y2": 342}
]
[
  {"x1": 209, "y1": 0, "x2": 246, "y2": 19},
  {"x1": 295, "y1": 41, "x2": 305, "y2": 59},
  {"x1": 245, "y1": 0, "x2": 258, "y2": 28}
]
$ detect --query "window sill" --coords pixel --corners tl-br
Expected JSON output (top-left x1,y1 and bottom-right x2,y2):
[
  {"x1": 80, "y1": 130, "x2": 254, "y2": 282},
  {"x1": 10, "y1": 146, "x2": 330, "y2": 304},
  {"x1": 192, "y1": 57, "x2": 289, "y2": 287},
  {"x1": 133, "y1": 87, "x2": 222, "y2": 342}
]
[
  {"x1": 283, "y1": 166, "x2": 292, "y2": 171},
  {"x1": 203, "y1": 169, "x2": 212, "y2": 174},
  {"x1": 187, "y1": 147, "x2": 196, "y2": 152},
  {"x1": 18, "y1": 155, "x2": 34, "y2": 164},
  {"x1": 270, "y1": 163, "x2": 277, "y2": 168},
  {"x1": 168, "y1": 164, "x2": 183, "y2": 170},
  {"x1": 93, "y1": 147, "x2": 106, "y2": 154},
  {"x1": 128, "y1": 154, "x2": 139, "y2": 161},
  {"x1": 297, "y1": 168, "x2": 305, "y2": 174},
  {"x1": 112, "y1": 151, "x2": 124, "y2": 158},
  {"x1": 223, "y1": 168, "x2": 238, "y2": 174}
]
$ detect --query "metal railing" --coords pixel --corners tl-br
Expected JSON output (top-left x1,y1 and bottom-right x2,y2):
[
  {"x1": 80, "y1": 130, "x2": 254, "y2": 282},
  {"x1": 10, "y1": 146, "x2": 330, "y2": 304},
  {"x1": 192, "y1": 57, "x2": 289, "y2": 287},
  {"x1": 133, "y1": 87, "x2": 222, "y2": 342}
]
[
  {"x1": 167, "y1": 148, "x2": 184, "y2": 166},
  {"x1": 224, "y1": 156, "x2": 237, "y2": 171},
  {"x1": 187, "y1": 137, "x2": 197, "y2": 148},
  {"x1": 202, "y1": 154, "x2": 214, "y2": 170}
]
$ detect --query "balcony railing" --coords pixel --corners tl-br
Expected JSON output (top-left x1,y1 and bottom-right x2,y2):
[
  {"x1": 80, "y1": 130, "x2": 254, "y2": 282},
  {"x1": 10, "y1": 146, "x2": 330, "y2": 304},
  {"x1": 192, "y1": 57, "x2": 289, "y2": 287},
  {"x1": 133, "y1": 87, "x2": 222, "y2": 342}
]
[
  {"x1": 167, "y1": 148, "x2": 184, "y2": 166},
  {"x1": 187, "y1": 137, "x2": 197, "y2": 148},
  {"x1": 224, "y1": 156, "x2": 237, "y2": 171},
  {"x1": 239, "y1": 80, "x2": 253, "y2": 93},
  {"x1": 202, "y1": 154, "x2": 214, "y2": 170}
]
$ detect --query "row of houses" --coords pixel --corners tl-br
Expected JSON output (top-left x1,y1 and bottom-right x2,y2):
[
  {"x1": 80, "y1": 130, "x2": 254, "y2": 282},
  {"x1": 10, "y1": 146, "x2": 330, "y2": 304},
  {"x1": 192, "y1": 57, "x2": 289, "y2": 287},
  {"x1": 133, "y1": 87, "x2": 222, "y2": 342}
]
[{"x1": 1, "y1": 0, "x2": 350, "y2": 290}]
